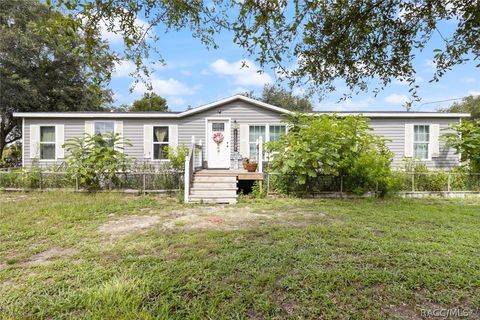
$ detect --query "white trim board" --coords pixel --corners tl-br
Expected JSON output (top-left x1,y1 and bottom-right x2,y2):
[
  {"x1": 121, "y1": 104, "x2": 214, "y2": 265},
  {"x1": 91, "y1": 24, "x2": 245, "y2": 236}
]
[{"x1": 13, "y1": 95, "x2": 471, "y2": 119}]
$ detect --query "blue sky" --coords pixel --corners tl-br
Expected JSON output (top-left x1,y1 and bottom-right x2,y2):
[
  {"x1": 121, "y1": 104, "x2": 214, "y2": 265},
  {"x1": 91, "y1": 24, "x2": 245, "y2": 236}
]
[{"x1": 105, "y1": 16, "x2": 479, "y2": 112}]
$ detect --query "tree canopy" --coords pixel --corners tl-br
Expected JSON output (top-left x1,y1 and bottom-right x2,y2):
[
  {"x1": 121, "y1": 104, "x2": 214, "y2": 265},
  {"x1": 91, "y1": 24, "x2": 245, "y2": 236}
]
[
  {"x1": 48, "y1": 0, "x2": 479, "y2": 102},
  {"x1": 0, "y1": 0, "x2": 116, "y2": 156},
  {"x1": 440, "y1": 95, "x2": 480, "y2": 120},
  {"x1": 131, "y1": 93, "x2": 168, "y2": 112},
  {"x1": 244, "y1": 84, "x2": 313, "y2": 112}
]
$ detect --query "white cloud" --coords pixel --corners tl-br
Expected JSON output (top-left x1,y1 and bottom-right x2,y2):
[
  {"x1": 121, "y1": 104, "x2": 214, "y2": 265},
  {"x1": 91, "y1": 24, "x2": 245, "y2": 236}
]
[
  {"x1": 133, "y1": 77, "x2": 197, "y2": 96},
  {"x1": 463, "y1": 77, "x2": 476, "y2": 83},
  {"x1": 168, "y1": 96, "x2": 187, "y2": 107},
  {"x1": 112, "y1": 60, "x2": 137, "y2": 78},
  {"x1": 209, "y1": 59, "x2": 273, "y2": 87},
  {"x1": 468, "y1": 91, "x2": 480, "y2": 96},
  {"x1": 385, "y1": 93, "x2": 409, "y2": 105}
]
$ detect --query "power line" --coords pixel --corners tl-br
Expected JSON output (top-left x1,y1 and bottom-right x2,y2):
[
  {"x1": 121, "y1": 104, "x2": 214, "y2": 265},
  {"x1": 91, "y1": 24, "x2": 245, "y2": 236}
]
[{"x1": 419, "y1": 95, "x2": 479, "y2": 106}]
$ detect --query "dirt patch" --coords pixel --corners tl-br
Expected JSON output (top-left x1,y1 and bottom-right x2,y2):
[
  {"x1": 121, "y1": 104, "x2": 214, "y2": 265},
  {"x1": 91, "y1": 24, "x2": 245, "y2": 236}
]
[
  {"x1": 98, "y1": 215, "x2": 161, "y2": 239},
  {"x1": 97, "y1": 205, "x2": 327, "y2": 240},
  {"x1": 20, "y1": 247, "x2": 78, "y2": 267}
]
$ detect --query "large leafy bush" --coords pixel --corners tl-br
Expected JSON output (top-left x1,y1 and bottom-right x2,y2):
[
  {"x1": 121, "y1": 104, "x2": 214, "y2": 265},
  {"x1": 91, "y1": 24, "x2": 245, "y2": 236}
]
[
  {"x1": 266, "y1": 114, "x2": 396, "y2": 195},
  {"x1": 444, "y1": 119, "x2": 480, "y2": 172},
  {"x1": 63, "y1": 133, "x2": 131, "y2": 191}
]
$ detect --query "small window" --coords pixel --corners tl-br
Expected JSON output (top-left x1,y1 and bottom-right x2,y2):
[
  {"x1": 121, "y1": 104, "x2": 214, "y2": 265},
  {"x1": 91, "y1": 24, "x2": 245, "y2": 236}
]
[
  {"x1": 40, "y1": 126, "x2": 56, "y2": 160},
  {"x1": 212, "y1": 123, "x2": 225, "y2": 132},
  {"x1": 414, "y1": 125, "x2": 429, "y2": 159},
  {"x1": 269, "y1": 125, "x2": 286, "y2": 142},
  {"x1": 94, "y1": 121, "x2": 115, "y2": 135},
  {"x1": 94, "y1": 121, "x2": 115, "y2": 146},
  {"x1": 153, "y1": 126, "x2": 169, "y2": 160},
  {"x1": 249, "y1": 125, "x2": 265, "y2": 159}
]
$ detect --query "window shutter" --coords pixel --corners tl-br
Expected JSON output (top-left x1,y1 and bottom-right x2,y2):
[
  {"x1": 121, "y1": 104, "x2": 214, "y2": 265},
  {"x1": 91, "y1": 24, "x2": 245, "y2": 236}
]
[
  {"x1": 404, "y1": 124, "x2": 414, "y2": 157},
  {"x1": 30, "y1": 125, "x2": 40, "y2": 159},
  {"x1": 85, "y1": 121, "x2": 94, "y2": 135},
  {"x1": 144, "y1": 125, "x2": 153, "y2": 159},
  {"x1": 239, "y1": 124, "x2": 249, "y2": 158},
  {"x1": 169, "y1": 125, "x2": 178, "y2": 149},
  {"x1": 114, "y1": 121, "x2": 124, "y2": 152},
  {"x1": 55, "y1": 124, "x2": 65, "y2": 159},
  {"x1": 430, "y1": 124, "x2": 440, "y2": 158}
]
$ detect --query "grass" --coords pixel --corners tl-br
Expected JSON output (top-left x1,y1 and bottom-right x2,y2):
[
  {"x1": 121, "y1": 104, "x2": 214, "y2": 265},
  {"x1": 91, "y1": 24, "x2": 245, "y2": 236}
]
[{"x1": 0, "y1": 192, "x2": 479, "y2": 319}]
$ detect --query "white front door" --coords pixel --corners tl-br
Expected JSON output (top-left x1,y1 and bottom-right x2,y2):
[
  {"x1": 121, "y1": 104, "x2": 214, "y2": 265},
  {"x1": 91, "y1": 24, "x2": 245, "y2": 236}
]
[{"x1": 206, "y1": 119, "x2": 231, "y2": 168}]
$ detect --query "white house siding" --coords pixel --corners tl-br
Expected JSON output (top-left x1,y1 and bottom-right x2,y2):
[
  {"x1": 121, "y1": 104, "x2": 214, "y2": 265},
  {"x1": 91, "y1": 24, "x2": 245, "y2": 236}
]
[
  {"x1": 23, "y1": 118, "x2": 85, "y2": 168},
  {"x1": 369, "y1": 118, "x2": 459, "y2": 169},
  {"x1": 178, "y1": 100, "x2": 285, "y2": 165},
  {"x1": 21, "y1": 101, "x2": 462, "y2": 170}
]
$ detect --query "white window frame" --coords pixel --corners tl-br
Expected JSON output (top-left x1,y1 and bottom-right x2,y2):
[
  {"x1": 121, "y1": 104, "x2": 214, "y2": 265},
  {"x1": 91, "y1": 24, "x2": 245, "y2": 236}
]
[
  {"x1": 413, "y1": 124, "x2": 430, "y2": 161},
  {"x1": 248, "y1": 123, "x2": 287, "y2": 159},
  {"x1": 94, "y1": 120, "x2": 115, "y2": 136},
  {"x1": 152, "y1": 126, "x2": 170, "y2": 161},
  {"x1": 39, "y1": 125, "x2": 56, "y2": 161}
]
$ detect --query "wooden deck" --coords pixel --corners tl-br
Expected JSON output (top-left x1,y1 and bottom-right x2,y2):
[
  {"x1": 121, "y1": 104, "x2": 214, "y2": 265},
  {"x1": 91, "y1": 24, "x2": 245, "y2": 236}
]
[{"x1": 195, "y1": 169, "x2": 263, "y2": 181}]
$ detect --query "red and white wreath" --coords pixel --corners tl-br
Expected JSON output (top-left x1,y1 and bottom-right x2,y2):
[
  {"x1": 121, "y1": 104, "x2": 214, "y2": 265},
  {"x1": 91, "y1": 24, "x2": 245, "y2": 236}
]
[{"x1": 212, "y1": 132, "x2": 224, "y2": 144}]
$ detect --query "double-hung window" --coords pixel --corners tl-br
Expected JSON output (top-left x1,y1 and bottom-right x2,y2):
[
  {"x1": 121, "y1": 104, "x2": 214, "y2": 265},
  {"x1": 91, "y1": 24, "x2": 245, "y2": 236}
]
[
  {"x1": 40, "y1": 126, "x2": 56, "y2": 160},
  {"x1": 414, "y1": 125, "x2": 429, "y2": 160},
  {"x1": 94, "y1": 121, "x2": 115, "y2": 146},
  {"x1": 153, "y1": 126, "x2": 169, "y2": 160},
  {"x1": 269, "y1": 125, "x2": 286, "y2": 142},
  {"x1": 248, "y1": 125, "x2": 286, "y2": 159},
  {"x1": 249, "y1": 126, "x2": 266, "y2": 159}
]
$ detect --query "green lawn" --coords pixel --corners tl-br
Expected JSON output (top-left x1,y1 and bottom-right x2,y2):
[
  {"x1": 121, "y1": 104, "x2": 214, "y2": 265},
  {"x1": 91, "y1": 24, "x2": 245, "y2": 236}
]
[{"x1": 0, "y1": 193, "x2": 479, "y2": 319}]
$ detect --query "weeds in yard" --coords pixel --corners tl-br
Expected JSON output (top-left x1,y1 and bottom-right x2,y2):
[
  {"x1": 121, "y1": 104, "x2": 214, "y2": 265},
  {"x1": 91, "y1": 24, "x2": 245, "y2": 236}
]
[{"x1": 0, "y1": 192, "x2": 479, "y2": 319}]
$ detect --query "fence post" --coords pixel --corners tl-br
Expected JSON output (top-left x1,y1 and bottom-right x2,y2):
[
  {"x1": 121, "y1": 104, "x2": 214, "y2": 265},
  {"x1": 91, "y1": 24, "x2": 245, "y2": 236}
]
[
  {"x1": 266, "y1": 172, "x2": 270, "y2": 194},
  {"x1": 411, "y1": 173, "x2": 415, "y2": 192},
  {"x1": 143, "y1": 173, "x2": 146, "y2": 194},
  {"x1": 447, "y1": 173, "x2": 451, "y2": 192},
  {"x1": 184, "y1": 157, "x2": 190, "y2": 203},
  {"x1": 340, "y1": 176, "x2": 343, "y2": 198},
  {"x1": 75, "y1": 176, "x2": 79, "y2": 191}
]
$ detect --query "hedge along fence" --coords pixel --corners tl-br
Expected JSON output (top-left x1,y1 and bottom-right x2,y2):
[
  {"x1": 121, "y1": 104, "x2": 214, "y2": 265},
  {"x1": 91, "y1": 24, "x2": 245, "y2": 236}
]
[
  {"x1": 265, "y1": 171, "x2": 480, "y2": 195},
  {"x1": 0, "y1": 169, "x2": 183, "y2": 193}
]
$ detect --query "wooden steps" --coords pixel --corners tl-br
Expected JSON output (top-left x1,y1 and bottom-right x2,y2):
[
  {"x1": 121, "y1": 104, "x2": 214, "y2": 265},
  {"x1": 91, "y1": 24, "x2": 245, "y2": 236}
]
[{"x1": 189, "y1": 172, "x2": 238, "y2": 204}]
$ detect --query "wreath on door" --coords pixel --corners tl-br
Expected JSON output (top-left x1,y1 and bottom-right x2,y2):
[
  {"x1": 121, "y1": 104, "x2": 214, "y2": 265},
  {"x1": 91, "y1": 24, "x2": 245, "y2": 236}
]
[{"x1": 212, "y1": 132, "x2": 224, "y2": 144}]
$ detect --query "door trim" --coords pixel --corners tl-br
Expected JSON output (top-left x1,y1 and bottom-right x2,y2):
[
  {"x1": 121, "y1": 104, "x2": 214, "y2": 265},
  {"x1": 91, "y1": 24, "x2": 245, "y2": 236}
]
[{"x1": 205, "y1": 117, "x2": 231, "y2": 168}]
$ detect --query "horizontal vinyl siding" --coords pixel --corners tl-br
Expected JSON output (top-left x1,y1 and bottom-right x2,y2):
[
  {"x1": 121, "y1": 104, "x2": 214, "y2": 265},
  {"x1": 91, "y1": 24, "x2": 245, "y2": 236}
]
[
  {"x1": 21, "y1": 103, "x2": 462, "y2": 170},
  {"x1": 24, "y1": 118, "x2": 85, "y2": 168},
  {"x1": 178, "y1": 100, "x2": 285, "y2": 166},
  {"x1": 370, "y1": 118, "x2": 460, "y2": 169}
]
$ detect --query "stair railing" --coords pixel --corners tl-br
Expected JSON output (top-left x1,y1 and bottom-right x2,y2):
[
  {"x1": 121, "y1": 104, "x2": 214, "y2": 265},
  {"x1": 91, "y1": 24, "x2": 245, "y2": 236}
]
[
  {"x1": 184, "y1": 136, "x2": 203, "y2": 203},
  {"x1": 256, "y1": 135, "x2": 263, "y2": 173}
]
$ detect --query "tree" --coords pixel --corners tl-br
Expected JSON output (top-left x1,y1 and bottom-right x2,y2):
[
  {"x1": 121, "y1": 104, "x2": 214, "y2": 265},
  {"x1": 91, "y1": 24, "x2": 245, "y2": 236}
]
[
  {"x1": 440, "y1": 95, "x2": 480, "y2": 120},
  {"x1": 246, "y1": 84, "x2": 313, "y2": 112},
  {"x1": 131, "y1": 93, "x2": 168, "y2": 112},
  {"x1": 444, "y1": 120, "x2": 480, "y2": 172},
  {"x1": 0, "y1": 0, "x2": 116, "y2": 156},
  {"x1": 48, "y1": 1, "x2": 479, "y2": 103}
]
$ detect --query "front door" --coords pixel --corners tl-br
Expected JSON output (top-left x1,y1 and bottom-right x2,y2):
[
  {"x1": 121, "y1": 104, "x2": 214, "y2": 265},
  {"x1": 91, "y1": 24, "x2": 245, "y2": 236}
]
[{"x1": 206, "y1": 119, "x2": 231, "y2": 168}]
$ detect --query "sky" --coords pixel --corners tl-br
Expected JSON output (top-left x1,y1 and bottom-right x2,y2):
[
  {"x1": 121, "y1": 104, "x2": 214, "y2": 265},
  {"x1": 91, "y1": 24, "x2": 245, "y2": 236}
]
[{"x1": 105, "y1": 13, "x2": 479, "y2": 113}]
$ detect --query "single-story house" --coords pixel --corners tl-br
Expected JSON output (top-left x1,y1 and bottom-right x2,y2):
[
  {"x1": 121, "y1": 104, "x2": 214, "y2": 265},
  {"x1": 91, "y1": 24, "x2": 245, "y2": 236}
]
[{"x1": 13, "y1": 95, "x2": 470, "y2": 203}]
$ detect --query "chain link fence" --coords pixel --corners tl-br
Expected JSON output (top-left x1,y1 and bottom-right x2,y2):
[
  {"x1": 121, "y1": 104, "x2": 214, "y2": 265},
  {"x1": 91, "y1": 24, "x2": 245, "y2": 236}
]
[{"x1": 0, "y1": 169, "x2": 183, "y2": 193}]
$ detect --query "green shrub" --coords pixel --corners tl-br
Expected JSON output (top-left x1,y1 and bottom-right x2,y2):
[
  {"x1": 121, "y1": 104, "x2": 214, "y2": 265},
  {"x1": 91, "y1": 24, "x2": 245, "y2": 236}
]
[
  {"x1": 166, "y1": 145, "x2": 189, "y2": 171},
  {"x1": 266, "y1": 113, "x2": 395, "y2": 196},
  {"x1": 63, "y1": 133, "x2": 131, "y2": 191}
]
